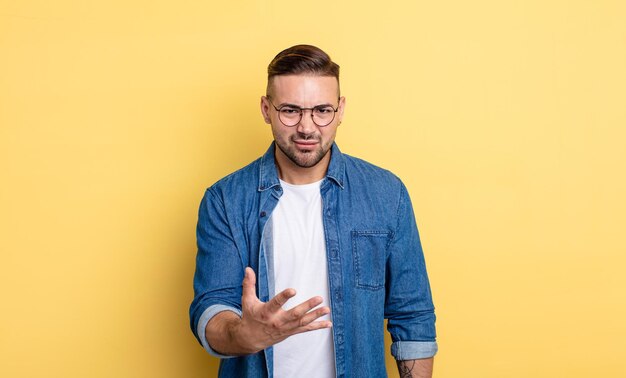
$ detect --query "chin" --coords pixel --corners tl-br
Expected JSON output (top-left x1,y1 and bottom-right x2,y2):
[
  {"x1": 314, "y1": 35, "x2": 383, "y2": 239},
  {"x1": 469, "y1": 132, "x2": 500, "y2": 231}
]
[{"x1": 293, "y1": 150, "x2": 327, "y2": 168}]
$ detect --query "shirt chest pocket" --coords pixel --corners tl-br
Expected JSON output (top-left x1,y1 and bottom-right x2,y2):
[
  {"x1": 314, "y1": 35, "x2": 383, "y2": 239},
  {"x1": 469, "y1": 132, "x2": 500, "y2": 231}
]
[{"x1": 351, "y1": 230, "x2": 394, "y2": 290}]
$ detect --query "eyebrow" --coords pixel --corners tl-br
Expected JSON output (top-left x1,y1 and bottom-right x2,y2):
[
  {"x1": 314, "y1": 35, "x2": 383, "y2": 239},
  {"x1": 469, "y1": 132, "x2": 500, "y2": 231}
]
[{"x1": 276, "y1": 102, "x2": 336, "y2": 108}]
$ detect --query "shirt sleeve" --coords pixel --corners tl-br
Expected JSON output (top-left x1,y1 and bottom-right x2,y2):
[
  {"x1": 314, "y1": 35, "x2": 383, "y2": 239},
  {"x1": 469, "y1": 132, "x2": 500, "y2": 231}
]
[
  {"x1": 385, "y1": 182, "x2": 438, "y2": 360},
  {"x1": 197, "y1": 305, "x2": 243, "y2": 358},
  {"x1": 189, "y1": 188, "x2": 245, "y2": 353}
]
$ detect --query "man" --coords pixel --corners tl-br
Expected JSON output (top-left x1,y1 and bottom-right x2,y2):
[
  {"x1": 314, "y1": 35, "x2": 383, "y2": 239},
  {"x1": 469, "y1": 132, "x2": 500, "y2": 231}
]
[{"x1": 190, "y1": 45, "x2": 437, "y2": 377}]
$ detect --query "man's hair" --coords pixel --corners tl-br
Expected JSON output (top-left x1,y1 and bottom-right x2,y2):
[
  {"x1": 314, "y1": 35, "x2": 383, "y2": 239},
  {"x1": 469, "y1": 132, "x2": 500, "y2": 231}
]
[{"x1": 266, "y1": 44, "x2": 340, "y2": 96}]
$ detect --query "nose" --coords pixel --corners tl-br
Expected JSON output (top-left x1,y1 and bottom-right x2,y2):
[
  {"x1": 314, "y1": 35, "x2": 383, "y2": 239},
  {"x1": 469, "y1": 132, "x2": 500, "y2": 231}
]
[{"x1": 296, "y1": 109, "x2": 317, "y2": 134}]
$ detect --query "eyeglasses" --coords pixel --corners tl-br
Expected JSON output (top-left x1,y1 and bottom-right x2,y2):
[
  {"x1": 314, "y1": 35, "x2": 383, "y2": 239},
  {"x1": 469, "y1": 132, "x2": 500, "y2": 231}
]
[{"x1": 267, "y1": 96, "x2": 339, "y2": 127}]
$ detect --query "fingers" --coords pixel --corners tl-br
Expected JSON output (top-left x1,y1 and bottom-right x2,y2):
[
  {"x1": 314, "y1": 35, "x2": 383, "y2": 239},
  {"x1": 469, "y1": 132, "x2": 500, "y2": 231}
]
[
  {"x1": 295, "y1": 304, "x2": 331, "y2": 327},
  {"x1": 291, "y1": 319, "x2": 333, "y2": 336},
  {"x1": 266, "y1": 287, "x2": 297, "y2": 313},
  {"x1": 276, "y1": 295, "x2": 331, "y2": 330},
  {"x1": 241, "y1": 267, "x2": 258, "y2": 304},
  {"x1": 287, "y1": 296, "x2": 324, "y2": 319},
  {"x1": 265, "y1": 293, "x2": 328, "y2": 328}
]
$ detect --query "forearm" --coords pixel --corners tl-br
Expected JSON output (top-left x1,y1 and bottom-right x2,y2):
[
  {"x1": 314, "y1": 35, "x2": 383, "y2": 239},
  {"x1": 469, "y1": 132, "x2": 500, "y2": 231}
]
[
  {"x1": 205, "y1": 311, "x2": 255, "y2": 356},
  {"x1": 396, "y1": 357, "x2": 434, "y2": 378}
]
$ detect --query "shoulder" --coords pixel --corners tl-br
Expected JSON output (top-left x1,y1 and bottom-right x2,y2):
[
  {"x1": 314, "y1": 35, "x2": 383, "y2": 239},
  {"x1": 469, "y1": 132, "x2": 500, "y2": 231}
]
[
  {"x1": 206, "y1": 157, "x2": 262, "y2": 198},
  {"x1": 342, "y1": 153, "x2": 404, "y2": 189}
]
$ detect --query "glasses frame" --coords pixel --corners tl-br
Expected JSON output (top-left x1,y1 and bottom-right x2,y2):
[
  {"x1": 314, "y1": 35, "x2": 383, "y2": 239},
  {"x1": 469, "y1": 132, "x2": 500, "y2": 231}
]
[{"x1": 266, "y1": 96, "x2": 340, "y2": 127}]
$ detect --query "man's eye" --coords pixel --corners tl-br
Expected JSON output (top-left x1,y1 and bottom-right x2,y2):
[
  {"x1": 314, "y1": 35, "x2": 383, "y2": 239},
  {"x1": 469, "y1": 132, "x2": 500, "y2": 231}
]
[
  {"x1": 315, "y1": 107, "x2": 334, "y2": 114},
  {"x1": 280, "y1": 107, "x2": 300, "y2": 114}
]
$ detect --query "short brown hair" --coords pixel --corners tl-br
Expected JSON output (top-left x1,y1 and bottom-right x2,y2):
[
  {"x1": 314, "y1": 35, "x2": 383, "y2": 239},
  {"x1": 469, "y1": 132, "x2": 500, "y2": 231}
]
[{"x1": 266, "y1": 44, "x2": 340, "y2": 95}]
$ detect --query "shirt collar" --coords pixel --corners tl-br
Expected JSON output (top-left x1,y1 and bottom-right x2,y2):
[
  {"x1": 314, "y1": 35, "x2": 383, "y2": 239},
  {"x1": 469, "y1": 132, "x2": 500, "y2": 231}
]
[{"x1": 258, "y1": 142, "x2": 345, "y2": 191}]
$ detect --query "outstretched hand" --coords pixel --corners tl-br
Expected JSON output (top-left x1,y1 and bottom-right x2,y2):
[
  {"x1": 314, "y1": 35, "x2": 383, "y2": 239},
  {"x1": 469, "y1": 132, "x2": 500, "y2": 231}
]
[{"x1": 232, "y1": 267, "x2": 332, "y2": 354}]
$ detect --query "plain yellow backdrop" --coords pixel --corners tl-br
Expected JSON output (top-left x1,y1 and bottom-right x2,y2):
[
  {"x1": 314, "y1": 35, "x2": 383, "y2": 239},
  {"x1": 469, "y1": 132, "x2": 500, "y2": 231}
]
[{"x1": 1, "y1": 1, "x2": 625, "y2": 377}]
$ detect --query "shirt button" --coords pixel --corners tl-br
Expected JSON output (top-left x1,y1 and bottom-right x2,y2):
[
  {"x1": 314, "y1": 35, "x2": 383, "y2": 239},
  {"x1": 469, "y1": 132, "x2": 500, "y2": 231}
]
[
  {"x1": 337, "y1": 334, "x2": 344, "y2": 344},
  {"x1": 335, "y1": 291, "x2": 342, "y2": 300},
  {"x1": 260, "y1": 211, "x2": 266, "y2": 217},
  {"x1": 331, "y1": 249, "x2": 338, "y2": 258}
]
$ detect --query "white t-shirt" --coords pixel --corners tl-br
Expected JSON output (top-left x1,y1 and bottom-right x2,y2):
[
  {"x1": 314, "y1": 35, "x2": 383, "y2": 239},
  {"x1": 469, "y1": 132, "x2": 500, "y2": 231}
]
[{"x1": 271, "y1": 179, "x2": 335, "y2": 378}]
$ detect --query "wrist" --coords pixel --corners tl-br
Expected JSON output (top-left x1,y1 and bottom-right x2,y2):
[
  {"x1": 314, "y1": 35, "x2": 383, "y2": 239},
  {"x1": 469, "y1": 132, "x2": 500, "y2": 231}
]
[
  {"x1": 228, "y1": 319, "x2": 262, "y2": 355},
  {"x1": 206, "y1": 311, "x2": 252, "y2": 356}
]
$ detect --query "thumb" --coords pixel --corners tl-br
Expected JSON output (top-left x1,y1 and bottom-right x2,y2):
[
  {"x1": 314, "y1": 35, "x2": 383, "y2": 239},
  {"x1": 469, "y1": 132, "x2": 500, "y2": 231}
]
[{"x1": 241, "y1": 267, "x2": 258, "y2": 303}]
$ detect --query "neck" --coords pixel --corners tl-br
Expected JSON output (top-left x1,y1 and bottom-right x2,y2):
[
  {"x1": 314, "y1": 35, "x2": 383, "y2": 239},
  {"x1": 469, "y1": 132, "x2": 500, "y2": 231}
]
[{"x1": 274, "y1": 147, "x2": 331, "y2": 185}]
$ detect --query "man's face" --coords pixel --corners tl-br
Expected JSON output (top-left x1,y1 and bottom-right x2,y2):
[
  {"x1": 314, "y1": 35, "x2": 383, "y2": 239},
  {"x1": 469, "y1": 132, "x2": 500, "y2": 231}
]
[{"x1": 261, "y1": 75, "x2": 345, "y2": 169}]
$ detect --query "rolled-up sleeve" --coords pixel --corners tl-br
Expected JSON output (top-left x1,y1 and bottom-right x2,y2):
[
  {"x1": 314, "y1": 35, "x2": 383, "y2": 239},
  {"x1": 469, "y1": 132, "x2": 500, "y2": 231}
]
[
  {"x1": 385, "y1": 182, "x2": 438, "y2": 360},
  {"x1": 197, "y1": 305, "x2": 242, "y2": 358}
]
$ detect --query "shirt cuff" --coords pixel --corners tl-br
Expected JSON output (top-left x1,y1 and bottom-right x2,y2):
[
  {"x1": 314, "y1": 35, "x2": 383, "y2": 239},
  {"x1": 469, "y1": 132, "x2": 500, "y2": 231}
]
[
  {"x1": 391, "y1": 341, "x2": 438, "y2": 360},
  {"x1": 197, "y1": 304, "x2": 243, "y2": 359}
]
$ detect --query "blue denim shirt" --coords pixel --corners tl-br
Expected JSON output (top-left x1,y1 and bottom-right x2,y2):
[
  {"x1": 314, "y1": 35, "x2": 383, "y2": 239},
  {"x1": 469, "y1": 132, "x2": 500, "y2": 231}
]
[{"x1": 190, "y1": 143, "x2": 437, "y2": 378}]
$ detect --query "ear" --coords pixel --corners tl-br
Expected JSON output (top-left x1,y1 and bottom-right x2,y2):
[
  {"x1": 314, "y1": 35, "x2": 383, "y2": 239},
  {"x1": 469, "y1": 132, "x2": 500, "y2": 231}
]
[
  {"x1": 336, "y1": 96, "x2": 346, "y2": 125},
  {"x1": 260, "y1": 96, "x2": 272, "y2": 124}
]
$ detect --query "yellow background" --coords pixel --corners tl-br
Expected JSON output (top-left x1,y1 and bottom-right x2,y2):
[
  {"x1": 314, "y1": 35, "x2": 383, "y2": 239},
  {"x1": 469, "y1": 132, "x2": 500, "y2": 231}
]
[{"x1": 1, "y1": 0, "x2": 625, "y2": 377}]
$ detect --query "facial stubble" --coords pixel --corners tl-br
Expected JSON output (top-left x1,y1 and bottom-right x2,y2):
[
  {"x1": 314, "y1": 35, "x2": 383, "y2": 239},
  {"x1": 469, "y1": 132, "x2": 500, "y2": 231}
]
[{"x1": 274, "y1": 135, "x2": 332, "y2": 169}]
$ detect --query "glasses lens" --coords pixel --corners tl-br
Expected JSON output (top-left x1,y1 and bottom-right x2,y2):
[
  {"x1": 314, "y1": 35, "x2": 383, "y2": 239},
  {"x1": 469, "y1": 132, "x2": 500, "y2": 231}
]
[
  {"x1": 278, "y1": 107, "x2": 301, "y2": 127},
  {"x1": 312, "y1": 106, "x2": 336, "y2": 127}
]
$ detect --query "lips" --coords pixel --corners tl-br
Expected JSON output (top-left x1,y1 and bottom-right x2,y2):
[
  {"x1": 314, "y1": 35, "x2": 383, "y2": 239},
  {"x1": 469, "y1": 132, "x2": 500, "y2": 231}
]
[{"x1": 293, "y1": 139, "x2": 319, "y2": 148}]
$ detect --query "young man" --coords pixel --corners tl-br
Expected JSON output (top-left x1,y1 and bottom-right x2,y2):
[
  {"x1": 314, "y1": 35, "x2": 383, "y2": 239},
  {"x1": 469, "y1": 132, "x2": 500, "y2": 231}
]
[{"x1": 190, "y1": 45, "x2": 437, "y2": 378}]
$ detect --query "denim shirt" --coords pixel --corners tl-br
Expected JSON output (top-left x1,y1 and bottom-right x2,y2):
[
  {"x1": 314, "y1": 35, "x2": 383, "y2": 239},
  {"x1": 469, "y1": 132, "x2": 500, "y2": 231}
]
[{"x1": 190, "y1": 143, "x2": 437, "y2": 378}]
